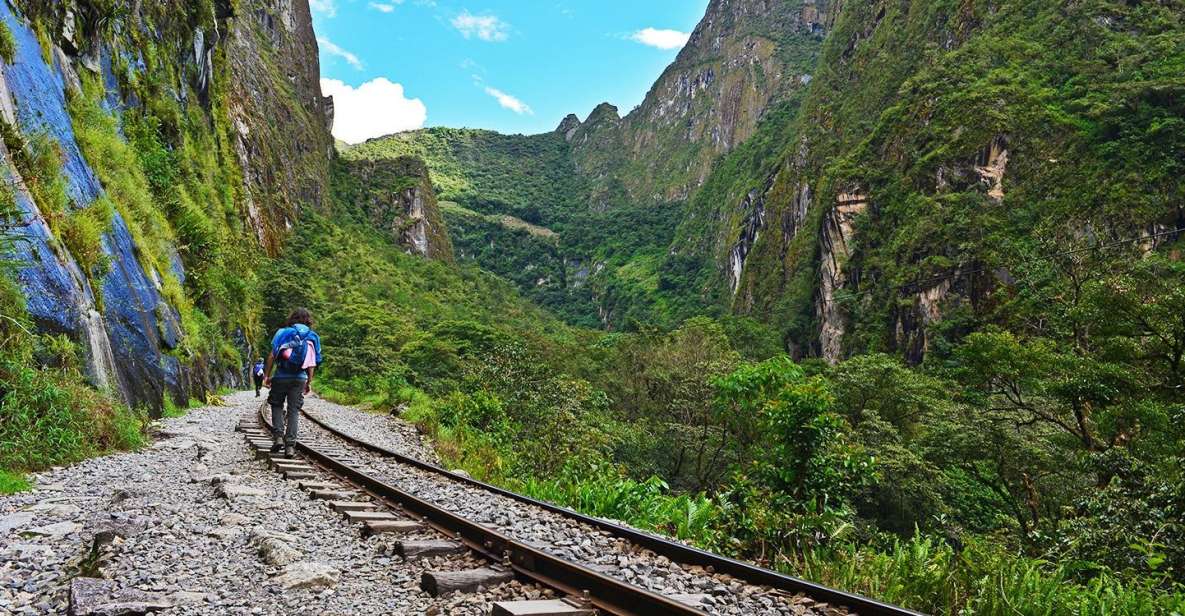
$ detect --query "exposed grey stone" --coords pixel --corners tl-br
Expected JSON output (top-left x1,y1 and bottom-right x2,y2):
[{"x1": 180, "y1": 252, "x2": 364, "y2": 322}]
[
  {"x1": 219, "y1": 513, "x2": 248, "y2": 526},
  {"x1": 90, "y1": 516, "x2": 151, "y2": 546},
  {"x1": 256, "y1": 536, "x2": 301, "y2": 567},
  {"x1": 68, "y1": 577, "x2": 172, "y2": 615},
  {"x1": 27, "y1": 502, "x2": 82, "y2": 517},
  {"x1": 0, "y1": 512, "x2": 35, "y2": 533},
  {"x1": 208, "y1": 526, "x2": 242, "y2": 541},
  {"x1": 272, "y1": 562, "x2": 340, "y2": 590},
  {"x1": 24, "y1": 521, "x2": 81, "y2": 538},
  {"x1": 215, "y1": 484, "x2": 267, "y2": 500}
]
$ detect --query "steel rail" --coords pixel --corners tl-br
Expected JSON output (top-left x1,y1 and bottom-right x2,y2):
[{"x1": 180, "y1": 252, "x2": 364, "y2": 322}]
[
  {"x1": 300, "y1": 407, "x2": 926, "y2": 616},
  {"x1": 257, "y1": 405, "x2": 705, "y2": 616}
]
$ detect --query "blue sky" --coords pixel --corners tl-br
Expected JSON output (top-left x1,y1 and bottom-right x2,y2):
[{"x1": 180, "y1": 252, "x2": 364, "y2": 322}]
[{"x1": 310, "y1": 0, "x2": 710, "y2": 143}]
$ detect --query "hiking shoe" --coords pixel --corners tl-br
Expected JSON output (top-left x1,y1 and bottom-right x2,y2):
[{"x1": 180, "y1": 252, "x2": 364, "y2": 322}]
[
  {"x1": 284, "y1": 445, "x2": 295, "y2": 458},
  {"x1": 270, "y1": 440, "x2": 283, "y2": 454}
]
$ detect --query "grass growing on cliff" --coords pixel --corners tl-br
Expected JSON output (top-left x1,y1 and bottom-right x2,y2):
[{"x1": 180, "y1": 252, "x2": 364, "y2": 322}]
[
  {"x1": 0, "y1": 276, "x2": 147, "y2": 474},
  {"x1": 0, "y1": 21, "x2": 16, "y2": 64},
  {"x1": 0, "y1": 117, "x2": 116, "y2": 297},
  {"x1": 67, "y1": 63, "x2": 260, "y2": 378},
  {"x1": 60, "y1": 196, "x2": 114, "y2": 280}
]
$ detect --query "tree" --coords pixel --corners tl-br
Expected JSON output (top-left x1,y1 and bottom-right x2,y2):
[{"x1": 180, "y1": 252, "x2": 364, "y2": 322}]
[
  {"x1": 1083, "y1": 255, "x2": 1185, "y2": 395},
  {"x1": 715, "y1": 356, "x2": 874, "y2": 510},
  {"x1": 600, "y1": 317, "x2": 740, "y2": 490}
]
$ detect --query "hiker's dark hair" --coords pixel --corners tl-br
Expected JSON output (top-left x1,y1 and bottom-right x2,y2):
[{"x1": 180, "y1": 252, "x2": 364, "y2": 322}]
[{"x1": 284, "y1": 308, "x2": 314, "y2": 328}]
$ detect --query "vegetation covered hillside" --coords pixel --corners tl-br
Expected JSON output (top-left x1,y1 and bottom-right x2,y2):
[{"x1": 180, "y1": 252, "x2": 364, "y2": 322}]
[
  {"x1": 693, "y1": 0, "x2": 1185, "y2": 365},
  {"x1": 342, "y1": 128, "x2": 689, "y2": 328},
  {"x1": 289, "y1": 199, "x2": 1185, "y2": 614},
  {"x1": 341, "y1": 0, "x2": 838, "y2": 330}
]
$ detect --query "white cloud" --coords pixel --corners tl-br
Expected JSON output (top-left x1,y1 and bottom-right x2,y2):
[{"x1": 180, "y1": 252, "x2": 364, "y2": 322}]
[
  {"x1": 630, "y1": 27, "x2": 690, "y2": 50},
  {"x1": 317, "y1": 36, "x2": 364, "y2": 70},
  {"x1": 484, "y1": 86, "x2": 532, "y2": 115},
  {"x1": 309, "y1": 0, "x2": 336, "y2": 17},
  {"x1": 451, "y1": 11, "x2": 509, "y2": 42},
  {"x1": 368, "y1": 1, "x2": 401, "y2": 13},
  {"x1": 322, "y1": 78, "x2": 428, "y2": 143}
]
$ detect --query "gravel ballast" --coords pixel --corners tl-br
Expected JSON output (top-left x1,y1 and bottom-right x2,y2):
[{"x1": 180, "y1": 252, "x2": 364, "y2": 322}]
[
  {"x1": 0, "y1": 391, "x2": 543, "y2": 615},
  {"x1": 302, "y1": 397, "x2": 850, "y2": 616}
]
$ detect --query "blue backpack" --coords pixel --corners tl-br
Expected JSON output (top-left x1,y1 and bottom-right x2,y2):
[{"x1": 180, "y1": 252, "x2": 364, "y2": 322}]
[{"x1": 274, "y1": 327, "x2": 310, "y2": 372}]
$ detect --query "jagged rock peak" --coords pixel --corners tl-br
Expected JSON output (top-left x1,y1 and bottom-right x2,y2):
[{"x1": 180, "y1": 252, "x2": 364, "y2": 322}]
[
  {"x1": 585, "y1": 102, "x2": 620, "y2": 125},
  {"x1": 556, "y1": 114, "x2": 581, "y2": 134},
  {"x1": 555, "y1": 113, "x2": 581, "y2": 142}
]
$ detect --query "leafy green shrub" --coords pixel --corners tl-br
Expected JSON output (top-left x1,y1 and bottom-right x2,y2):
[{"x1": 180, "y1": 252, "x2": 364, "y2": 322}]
[
  {"x1": 0, "y1": 352, "x2": 146, "y2": 470},
  {"x1": 0, "y1": 266, "x2": 144, "y2": 474}
]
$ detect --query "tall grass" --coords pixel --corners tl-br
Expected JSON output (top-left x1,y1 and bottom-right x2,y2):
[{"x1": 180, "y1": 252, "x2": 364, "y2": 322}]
[
  {"x1": 795, "y1": 536, "x2": 1185, "y2": 615},
  {"x1": 0, "y1": 21, "x2": 15, "y2": 64},
  {"x1": 0, "y1": 355, "x2": 146, "y2": 470},
  {"x1": 517, "y1": 466, "x2": 724, "y2": 546}
]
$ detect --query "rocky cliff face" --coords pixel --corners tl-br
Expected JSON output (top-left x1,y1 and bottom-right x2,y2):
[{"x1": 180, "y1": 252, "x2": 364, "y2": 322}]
[
  {"x1": 336, "y1": 156, "x2": 454, "y2": 262},
  {"x1": 226, "y1": 0, "x2": 334, "y2": 253},
  {"x1": 0, "y1": 0, "x2": 331, "y2": 411},
  {"x1": 570, "y1": 0, "x2": 830, "y2": 205}
]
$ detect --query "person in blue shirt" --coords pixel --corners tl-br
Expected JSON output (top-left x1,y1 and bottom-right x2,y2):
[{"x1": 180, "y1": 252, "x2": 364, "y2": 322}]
[
  {"x1": 262, "y1": 308, "x2": 323, "y2": 457},
  {"x1": 252, "y1": 358, "x2": 265, "y2": 397}
]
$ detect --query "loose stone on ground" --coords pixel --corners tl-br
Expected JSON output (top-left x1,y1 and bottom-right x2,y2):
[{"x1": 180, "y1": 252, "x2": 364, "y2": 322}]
[{"x1": 0, "y1": 391, "x2": 507, "y2": 615}]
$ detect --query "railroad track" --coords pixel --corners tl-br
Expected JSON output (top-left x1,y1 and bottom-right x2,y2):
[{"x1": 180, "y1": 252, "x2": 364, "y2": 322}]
[{"x1": 241, "y1": 403, "x2": 922, "y2": 616}]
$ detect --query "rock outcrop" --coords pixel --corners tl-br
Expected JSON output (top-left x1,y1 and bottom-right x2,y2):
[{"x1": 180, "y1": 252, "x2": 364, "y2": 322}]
[
  {"x1": 226, "y1": 0, "x2": 335, "y2": 254},
  {"x1": 338, "y1": 156, "x2": 454, "y2": 262}
]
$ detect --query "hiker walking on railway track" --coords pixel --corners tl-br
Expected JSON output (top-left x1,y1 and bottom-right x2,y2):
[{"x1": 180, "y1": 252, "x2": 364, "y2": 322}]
[
  {"x1": 263, "y1": 308, "x2": 323, "y2": 458},
  {"x1": 252, "y1": 357, "x2": 265, "y2": 397}
]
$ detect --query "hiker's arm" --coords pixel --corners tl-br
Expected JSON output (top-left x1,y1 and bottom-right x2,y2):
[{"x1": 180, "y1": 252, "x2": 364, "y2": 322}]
[
  {"x1": 263, "y1": 351, "x2": 275, "y2": 386},
  {"x1": 304, "y1": 366, "x2": 315, "y2": 394}
]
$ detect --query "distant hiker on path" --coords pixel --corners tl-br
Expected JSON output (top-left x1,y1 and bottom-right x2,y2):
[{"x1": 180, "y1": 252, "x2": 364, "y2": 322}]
[
  {"x1": 252, "y1": 357, "x2": 265, "y2": 397},
  {"x1": 263, "y1": 308, "x2": 323, "y2": 458}
]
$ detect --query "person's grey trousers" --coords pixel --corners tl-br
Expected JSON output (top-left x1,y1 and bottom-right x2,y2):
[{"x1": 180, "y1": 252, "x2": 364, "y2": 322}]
[{"x1": 267, "y1": 379, "x2": 305, "y2": 444}]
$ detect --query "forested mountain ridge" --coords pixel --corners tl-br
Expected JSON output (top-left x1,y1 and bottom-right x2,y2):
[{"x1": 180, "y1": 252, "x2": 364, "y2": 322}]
[
  {"x1": 566, "y1": 0, "x2": 832, "y2": 206},
  {"x1": 341, "y1": 128, "x2": 683, "y2": 328},
  {"x1": 355, "y1": 0, "x2": 1185, "y2": 370},
  {"x1": 343, "y1": 0, "x2": 837, "y2": 329}
]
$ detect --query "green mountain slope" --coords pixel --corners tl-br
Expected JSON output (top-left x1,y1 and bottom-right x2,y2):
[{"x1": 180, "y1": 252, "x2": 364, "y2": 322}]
[
  {"x1": 341, "y1": 128, "x2": 687, "y2": 328},
  {"x1": 336, "y1": 0, "x2": 838, "y2": 330},
  {"x1": 701, "y1": 0, "x2": 1185, "y2": 362}
]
